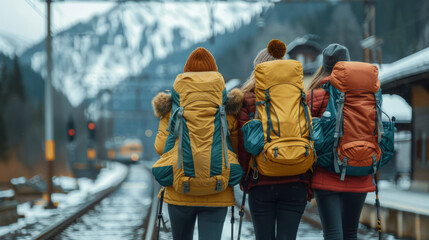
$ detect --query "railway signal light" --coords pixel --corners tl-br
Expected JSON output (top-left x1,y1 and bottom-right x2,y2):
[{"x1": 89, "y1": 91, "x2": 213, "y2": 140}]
[
  {"x1": 88, "y1": 121, "x2": 96, "y2": 140},
  {"x1": 67, "y1": 118, "x2": 75, "y2": 142}
]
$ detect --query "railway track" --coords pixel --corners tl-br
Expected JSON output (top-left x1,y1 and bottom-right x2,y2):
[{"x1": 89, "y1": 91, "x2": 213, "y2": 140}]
[
  {"x1": 29, "y1": 163, "x2": 158, "y2": 240},
  {"x1": 32, "y1": 165, "x2": 129, "y2": 240}
]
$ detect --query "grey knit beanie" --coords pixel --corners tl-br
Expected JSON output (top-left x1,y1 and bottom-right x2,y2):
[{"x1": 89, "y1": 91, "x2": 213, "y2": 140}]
[
  {"x1": 322, "y1": 43, "x2": 350, "y2": 72},
  {"x1": 253, "y1": 39, "x2": 287, "y2": 67}
]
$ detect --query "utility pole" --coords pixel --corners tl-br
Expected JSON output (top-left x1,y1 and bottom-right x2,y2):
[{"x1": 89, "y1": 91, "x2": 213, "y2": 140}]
[
  {"x1": 361, "y1": 0, "x2": 382, "y2": 66},
  {"x1": 45, "y1": 0, "x2": 56, "y2": 209}
]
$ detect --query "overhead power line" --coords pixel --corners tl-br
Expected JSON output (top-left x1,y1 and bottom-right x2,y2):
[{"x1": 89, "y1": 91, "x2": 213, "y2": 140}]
[{"x1": 24, "y1": 0, "x2": 60, "y2": 33}]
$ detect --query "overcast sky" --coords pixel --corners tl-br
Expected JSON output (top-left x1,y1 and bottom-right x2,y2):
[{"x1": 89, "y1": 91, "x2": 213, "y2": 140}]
[{"x1": 0, "y1": 0, "x2": 115, "y2": 45}]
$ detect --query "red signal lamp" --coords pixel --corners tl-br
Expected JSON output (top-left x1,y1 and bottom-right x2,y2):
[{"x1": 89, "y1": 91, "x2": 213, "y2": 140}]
[
  {"x1": 88, "y1": 122, "x2": 95, "y2": 130},
  {"x1": 68, "y1": 129, "x2": 75, "y2": 136}
]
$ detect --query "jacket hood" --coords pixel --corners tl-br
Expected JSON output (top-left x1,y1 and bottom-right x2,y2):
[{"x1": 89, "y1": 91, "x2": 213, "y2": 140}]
[
  {"x1": 152, "y1": 91, "x2": 172, "y2": 118},
  {"x1": 151, "y1": 88, "x2": 244, "y2": 118},
  {"x1": 225, "y1": 88, "x2": 244, "y2": 116}
]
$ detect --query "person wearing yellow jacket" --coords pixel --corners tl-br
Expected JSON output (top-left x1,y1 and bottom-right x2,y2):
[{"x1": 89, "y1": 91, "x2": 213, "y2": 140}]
[{"x1": 152, "y1": 47, "x2": 244, "y2": 240}]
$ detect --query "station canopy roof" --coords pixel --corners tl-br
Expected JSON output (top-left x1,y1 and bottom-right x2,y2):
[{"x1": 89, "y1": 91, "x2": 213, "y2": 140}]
[{"x1": 379, "y1": 47, "x2": 429, "y2": 87}]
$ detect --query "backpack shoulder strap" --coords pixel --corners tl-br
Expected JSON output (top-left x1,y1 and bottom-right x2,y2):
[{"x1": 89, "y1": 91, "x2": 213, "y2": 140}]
[
  {"x1": 333, "y1": 92, "x2": 346, "y2": 174},
  {"x1": 263, "y1": 89, "x2": 280, "y2": 142},
  {"x1": 374, "y1": 92, "x2": 384, "y2": 143},
  {"x1": 301, "y1": 90, "x2": 313, "y2": 140},
  {"x1": 219, "y1": 105, "x2": 230, "y2": 169}
]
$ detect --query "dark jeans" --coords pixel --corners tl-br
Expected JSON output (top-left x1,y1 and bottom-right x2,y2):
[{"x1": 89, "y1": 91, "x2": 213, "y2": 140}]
[
  {"x1": 315, "y1": 189, "x2": 368, "y2": 240},
  {"x1": 168, "y1": 204, "x2": 227, "y2": 240},
  {"x1": 248, "y1": 182, "x2": 308, "y2": 240}
]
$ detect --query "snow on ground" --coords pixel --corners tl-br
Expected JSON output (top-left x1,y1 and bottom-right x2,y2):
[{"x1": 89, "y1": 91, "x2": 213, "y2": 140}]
[
  {"x1": 0, "y1": 189, "x2": 14, "y2": 198},
  {"x1": 0, "y1": 162, "x2": 128, "y2": 238}
]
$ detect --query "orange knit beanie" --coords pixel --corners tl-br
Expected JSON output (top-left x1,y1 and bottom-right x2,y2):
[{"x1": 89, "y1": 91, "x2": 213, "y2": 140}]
[{"x1": 183, "y1": 47, "x2": 218, "y2": 72}]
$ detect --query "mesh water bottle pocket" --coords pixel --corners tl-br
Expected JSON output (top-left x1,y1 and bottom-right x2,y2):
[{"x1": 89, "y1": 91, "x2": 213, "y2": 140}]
[
  {"x1": 312, "y1": 118, "x2": 324, "y2": 152},
  {"x1": 380, "y1": 121, "x2": 395, "y2": 167}
]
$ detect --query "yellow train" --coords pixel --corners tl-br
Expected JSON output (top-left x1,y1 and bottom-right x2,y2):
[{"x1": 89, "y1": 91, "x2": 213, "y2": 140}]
[{"x1": 108, "y1": 138, "x2": 143, "y2": 164}]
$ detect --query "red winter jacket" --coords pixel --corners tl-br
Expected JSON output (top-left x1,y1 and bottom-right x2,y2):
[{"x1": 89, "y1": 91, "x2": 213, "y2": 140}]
[
  {"x1": 307, "y1": 77, "x2": 375, "y2": 193},
  {"x1": 237, "y1": 90, "x2": 313, "y2": 200}
]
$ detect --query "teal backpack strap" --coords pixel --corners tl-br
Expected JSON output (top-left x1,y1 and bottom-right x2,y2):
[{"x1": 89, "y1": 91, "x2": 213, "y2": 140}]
[
  {"x1": 264, "y1": 89, "x2": 280, "y2": 142},
  {"x1": 375, "y1": 93, "x2": 384, "y2": 143},
  {"x1": 166, "y1": 106, "x2": 181, "y2": 132},
  {"x1": 301, "y1": 90, "x2": 313, "y2": 140},
  {"x1": 173, "y1": 107, "x2": 184, "y2": 169},
  {"x1": 219, "y1": 106, "x2": 229, "y2": 168},
  {"x1": 254, "y1": 101, "x2": 265, "y2": 119},
  {"x1": 333, "y1": 92, "x2": 346, "y2": 174}
]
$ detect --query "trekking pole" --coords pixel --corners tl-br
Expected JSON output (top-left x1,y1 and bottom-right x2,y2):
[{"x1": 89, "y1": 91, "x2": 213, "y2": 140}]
[
  {"x1": 374, "y1": 173, "x2": 382, "y2": 240},
  {"x1": 238, "y1": 173, "x2": 251, "y2": 240},
  {"x1": 157, "y1": 188, "x2": 166, "y2": 240},
  {"x1": 231, "y1": 206, "x2": 235, "y2": 240}
]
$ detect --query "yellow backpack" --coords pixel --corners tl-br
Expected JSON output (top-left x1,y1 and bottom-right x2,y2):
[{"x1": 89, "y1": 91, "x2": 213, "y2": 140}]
[
  {"x1": 152, "y1": 72, "x2": 243, "y2": 195},
  {"x1": 245, "y1": 60, "x2": 315, "y2": 177}
]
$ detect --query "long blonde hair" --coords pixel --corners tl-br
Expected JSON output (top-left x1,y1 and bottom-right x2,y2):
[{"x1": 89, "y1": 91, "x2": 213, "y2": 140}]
[
  {"x1": 241, "y1": 72, "x2": 255, "y2": 93},
  {"x1": 307, "y1": 67, "x2": 330, "y2": 91}
]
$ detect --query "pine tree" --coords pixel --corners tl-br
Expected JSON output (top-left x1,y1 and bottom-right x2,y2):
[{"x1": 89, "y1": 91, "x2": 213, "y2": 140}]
[
  {"x1": 0, "y1": 62, "x2": 7, "y2": 161},
  {"x1": 8, "y1": 55, "x2": 26, "y2": 102},
  {"x1": 0, "y1": 111, "x2": 7, "y2": 161},
  {"x1": 0, "y1": 62, "x2": 7, "y2": 101}
]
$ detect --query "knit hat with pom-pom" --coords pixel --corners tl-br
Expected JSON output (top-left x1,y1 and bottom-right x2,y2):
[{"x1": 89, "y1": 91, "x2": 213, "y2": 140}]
[
  {"x1": 184, "y1": 47, "x2": 218, "y2": 72},
  {"x1": 253, "y1": 39, "x2": 287, "y2": 67}
]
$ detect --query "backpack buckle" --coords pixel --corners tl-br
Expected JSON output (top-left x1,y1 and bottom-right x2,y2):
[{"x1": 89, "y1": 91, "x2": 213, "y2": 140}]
[
  {"x1": 252, "y1": 168, "x2": 259, "y2": 180},
  {"x1": 338, "y1": 94, "x2": 345, "y2": 104},
  {"x1": 183, "y1": 182, "x2": 190, "y2": 194},
  {"x1": 372, "y1": 155, "x2": 378, "y2": 173},
  {"x1": 216, "y1": 180, "x2": 222, "y2": 191},
  {"x1": 265, "y1": 89, "x2": 271, "y2": 102},
  {"x1": 219, "y1": 105, "x2": 226, "y2": 116},
  {"x1": 301, "y1": 91, "x2": 306, "y2": 102},
  {"x1": 340, "y1": 157, "x2": 348, "y2": 181}
]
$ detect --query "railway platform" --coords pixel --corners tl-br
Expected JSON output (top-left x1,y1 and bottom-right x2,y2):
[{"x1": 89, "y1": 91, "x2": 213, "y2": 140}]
[{"x1": 362, "y1": 183, "x2": 429, "y2": 240}]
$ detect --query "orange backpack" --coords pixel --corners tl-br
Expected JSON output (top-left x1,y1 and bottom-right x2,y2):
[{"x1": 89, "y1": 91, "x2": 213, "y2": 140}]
[{"x1": 315, "y1": 61, "x2": 395, "y2": 180}]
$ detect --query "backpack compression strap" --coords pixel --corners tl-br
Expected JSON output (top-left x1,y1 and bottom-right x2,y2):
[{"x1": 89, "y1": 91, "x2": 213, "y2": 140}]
[
  {"x1": 173, "y1": 107, "x2": 185, "y2": 169},
  {"x1": 219, "y1": 106, "x2": 230, "y2": 169},
  {"x1": 264, "y1": 89, "x2": 280, "y2": 143},
  {"x1": 375, "y1": 94, "x2": 384, "y2": 143},
  {"x1": 333, "y1": 92, "x2": 346, "y2": 174},
  {"x1": 301, "y1": 91, "x2": 313, "y2": 140}
]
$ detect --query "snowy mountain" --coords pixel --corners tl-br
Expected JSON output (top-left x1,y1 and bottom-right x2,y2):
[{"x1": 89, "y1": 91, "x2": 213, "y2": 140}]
[
  {"x1": 0, "y1": 32, "x2": 30, "y2": 57},
  {"x1": 21, "y1": 2, "x2": 265, "y2": 106}
]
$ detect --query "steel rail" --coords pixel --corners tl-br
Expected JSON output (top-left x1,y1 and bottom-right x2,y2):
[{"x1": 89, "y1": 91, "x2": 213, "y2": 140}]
[
  {"x1": 142, "y1": 172, "x2": 160, "y2": 240},
  {"x1": 33, "y1": 165, "x2": 129, "y2": 240}
]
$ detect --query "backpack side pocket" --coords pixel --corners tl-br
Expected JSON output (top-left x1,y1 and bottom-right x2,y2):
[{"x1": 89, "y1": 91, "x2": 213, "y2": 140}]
[
  {"x1": 312, "y1": 118, "x2": 324, "y2": 153},
  {"x1": 241, "y1": 119, "x2": 265, "y2": 156},
  {"x1": 380, "y1": 121, "x2": 395, "y2": 167},
  {"x1": 152, "y1": 145, "x2": 176, "y2": 187}
]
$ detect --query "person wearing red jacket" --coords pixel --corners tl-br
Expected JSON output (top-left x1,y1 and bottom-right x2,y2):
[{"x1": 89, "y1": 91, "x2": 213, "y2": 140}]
[
  {"x1": 236, "y1": 39, "x2": 312, "y2": 240},
  {"x1": 307, "y1": 43, "x2": 375, "y2": 240}
]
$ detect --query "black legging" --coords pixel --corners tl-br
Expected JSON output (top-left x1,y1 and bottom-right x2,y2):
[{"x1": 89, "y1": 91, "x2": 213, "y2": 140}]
[
  {"x1": 168, "y1": 204, "x2": 227, "y2": 240},
  {"x1": 315, "y1": 189, "x2": 368, "y2": 240},
  {"x1": 248, "y1": 182, "x2": 308, "y2": 240}
]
